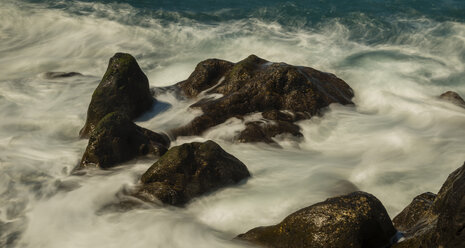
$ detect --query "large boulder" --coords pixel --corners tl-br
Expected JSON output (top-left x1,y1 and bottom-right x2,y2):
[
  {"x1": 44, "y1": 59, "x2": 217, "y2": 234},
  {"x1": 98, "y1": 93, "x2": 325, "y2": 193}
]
[
  {"x1": 393, "y1": 162, "x2": 465, "y2": 248},
  {"x1": 236, "y1": 191, "x2": 397, "y2": 248},
  {"x1": 80, "y1": 53, "x2": 154, "y2": 138},
  {"x1": 75, "y1": 112, "x2": 169, "y2": 171},
  {"x1": 172, "y1": 55, "x2": 354, "y2": 143},
  {"x1": 134, "y1": 140, "x2": 250, "y2": 206}
]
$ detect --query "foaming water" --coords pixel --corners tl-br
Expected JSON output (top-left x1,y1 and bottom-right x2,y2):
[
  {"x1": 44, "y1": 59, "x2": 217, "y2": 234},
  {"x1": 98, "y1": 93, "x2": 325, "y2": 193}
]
[{"x1": 1, "y1": 0, "x2": 465, "y2": 247}]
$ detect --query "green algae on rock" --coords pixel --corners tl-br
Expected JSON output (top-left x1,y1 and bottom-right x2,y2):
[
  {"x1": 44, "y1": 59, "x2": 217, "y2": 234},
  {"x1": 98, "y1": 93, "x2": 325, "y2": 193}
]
[
  {"x1": 76, "y1": 112, "x2": 169, "y2": 171},
  {"x1": 173, "y1": 55, "x2": 354, "y2": 144},
  {"x1": 236, "y1": 191, "x2": 397, "y2": 248},
  {"x1": 135, "y1": 140, "x2": 250, "y2": 206},
  {"x1": 79, "y1": 53, "x2": 154, "y2": 138}
]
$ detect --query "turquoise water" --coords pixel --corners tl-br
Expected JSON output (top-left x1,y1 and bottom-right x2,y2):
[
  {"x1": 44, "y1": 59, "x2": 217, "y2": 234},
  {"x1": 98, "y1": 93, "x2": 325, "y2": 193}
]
[{"x1": 1, "y1": 0, "x2": 465, "y2": 247}]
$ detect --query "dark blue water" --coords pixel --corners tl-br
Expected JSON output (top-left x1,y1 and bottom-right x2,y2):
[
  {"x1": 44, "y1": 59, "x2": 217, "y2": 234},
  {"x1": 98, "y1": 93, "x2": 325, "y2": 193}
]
[
  {"x1": 23, "y1": 0, "x2": 465, "y2": 46},
  {"x1": 55, "y1": 0, "x2": 465, "y2": 22}
]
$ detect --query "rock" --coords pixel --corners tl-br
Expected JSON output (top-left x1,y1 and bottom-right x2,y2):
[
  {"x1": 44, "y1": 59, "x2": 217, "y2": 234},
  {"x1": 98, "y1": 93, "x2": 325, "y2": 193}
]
[
  {"x1": 439, "y1": 91, "x2": 465, "y2": 108},
  {"x1": 392, "y1": 192, "x2": 436, "y2": 233},
  {"x1": 97, "y1": 189, "x2": 153, "y2": 214},
  {"x1": 392, "y1": 162, "x2": 465, "y2": 248},
  {"x1": 433, "y1": 162, "x2": 465, "y2": 247},
  {"x1": 44, "y1": 71, "x2": 83, "y2": 79},
  {"x1": 135, "y1": 140, "x2": 250, "y2": 206},
  {"x1": 80, "y1": 53, "x2": 154, "y2": 138},
  {"x1": 236, "y1": 191, "x2": 397, "y2": 248},
  {"x1": 237, "y1": 120, "x2": 302, "y2": 144},
  {"x1": 75, "y1": 112, "x2": 169, "y2": 171},
  {"x1": 172, "y1": 55, "x2": 354, "y2": 143},
  {"x1": 178, "y1": 59, "x2": 234, "y2": 97}
]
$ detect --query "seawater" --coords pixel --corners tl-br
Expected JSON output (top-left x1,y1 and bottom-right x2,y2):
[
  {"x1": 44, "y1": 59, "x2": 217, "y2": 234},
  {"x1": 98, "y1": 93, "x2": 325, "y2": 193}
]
[{"x1": 1, "y1": 0, "x2": 465, "y2": 247}]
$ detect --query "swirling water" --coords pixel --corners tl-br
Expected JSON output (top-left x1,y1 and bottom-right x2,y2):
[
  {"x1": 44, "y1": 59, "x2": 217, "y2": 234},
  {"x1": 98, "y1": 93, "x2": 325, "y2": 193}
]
[{"x1": 0, "y1": 0, "x2": 465, "y2": 247}]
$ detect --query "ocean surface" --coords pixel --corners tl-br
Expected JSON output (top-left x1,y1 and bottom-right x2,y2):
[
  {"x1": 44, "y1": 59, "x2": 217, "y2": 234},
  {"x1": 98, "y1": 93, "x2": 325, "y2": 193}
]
[{"x1": 1, "y1": 0, "x2": 465, "y2": 247}]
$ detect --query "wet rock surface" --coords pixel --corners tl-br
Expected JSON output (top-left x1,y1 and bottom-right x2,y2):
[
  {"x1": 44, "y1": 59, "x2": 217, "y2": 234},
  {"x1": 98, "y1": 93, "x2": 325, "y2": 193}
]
[
  {"x1": 236, "y1": 191, "x2": 397, "y2": 248},
  {"x1": 134, "y1": 140, "x2": 250, "y2": 206},
  {"x1": 439, "y1": 91, "x2": 465, "y2": 108},
  {"x1": 80, "y1": 53, "x2": 154, "y2": 138},
  {"x1": 75, "y1": 112, "x2": 169, "y2": 171},
  {"x1": 173, "y1": 55, "x2": 354, "y2": 143},
  {"x1": 393, "y1": 162, "x2": 465, "y2": 248},
  {"x1": 433, "y1": 162, "x2": 465, "y2": 247},
  {"x1": 392, "y1": 192, "x2": 436, "y2": 233}
]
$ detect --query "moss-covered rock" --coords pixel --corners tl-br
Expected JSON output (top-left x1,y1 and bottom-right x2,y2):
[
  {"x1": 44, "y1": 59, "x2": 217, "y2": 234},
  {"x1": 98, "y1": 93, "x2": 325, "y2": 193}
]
[
  {"x1": 75, "y1": 112, "x2": 169, "y2": 171},
  {"x1": 79, "y1": 53, "x2": 154, "y2": 138},
  {"x1": 392, "y1": 162, "x2": 465, "y2": 248},
  {"x1": 173, "y1": 55, "x2": 354, "y2": 143},
  {"x1": 236, "y1": 191, "x2": 397, "y2": 248},
  {"x1": 134, "y1": 140, "x2": 250, "y2": 206}
]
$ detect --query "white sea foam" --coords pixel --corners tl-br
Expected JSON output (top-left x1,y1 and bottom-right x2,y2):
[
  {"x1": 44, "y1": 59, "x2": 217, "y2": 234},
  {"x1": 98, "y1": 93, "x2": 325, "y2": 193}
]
[{"x1": 1, "y1": 0, "x2": 465, "y2": 247}]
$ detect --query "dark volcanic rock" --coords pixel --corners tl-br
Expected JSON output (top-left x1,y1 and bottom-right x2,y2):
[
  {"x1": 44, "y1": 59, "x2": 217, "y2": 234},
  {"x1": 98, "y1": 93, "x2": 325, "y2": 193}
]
[
  {"x1": 439, "y1": 91, "x2": 465, "y2": 108},
  {"x1": 75, "y1": 112, "x2": 169, "y2": 171},
  {"x1": 392, "y1": 192, "x2": 436, "y2": 232},
  {"x1": 393, "y1": 162, "x2": 465, "y2": 248},
  {"x1": 433, "y1": 163, "x2": 465, "y2": 247},
  {"x1": 237, "y1": 120, "x2": 302, "y2": 143},
  {"x1": 44, "y1": 71, "x2": 83, "y2": 79},
  {"x1": 135, "y1": 140, "x2": 250, "y2": 205},
  {"x1": 80, "y1": 53, "x2": 154, "y2": 138},
  {"x1": 178, "y1": 59, "x2": 234, "y2": 97},
  {"x1": 237, "y1": 191, "x2": 397, "y2": 248},
  {"x1": 173, "y1": 55, "x2": 354, "y2": 143}
]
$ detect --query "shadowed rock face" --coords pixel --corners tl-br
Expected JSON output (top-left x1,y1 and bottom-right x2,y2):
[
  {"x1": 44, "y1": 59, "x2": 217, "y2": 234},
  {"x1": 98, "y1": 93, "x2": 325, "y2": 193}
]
[
  {"x1": 80, "y1": 53, "x2": 154, "y2": 138},
  {"x1": 393, "y1": 162, "x2": 465, "y2": 248},
  {"x1": 135, "y1": 140, "x2": 250, "y2": 206},
  {"x1": 433, "y1": 162, "x2": 465, "y2": 247},
  {"x1": 392, "y1": 192, "x2": 436, "y2": 233},
  {"x1": 439, "y1": 91, "x2": 465, "y2": 108},
  {"x1": 237, "y1": 191, "x2": 397, "y2": 248},
  {"x1": 75, "y1": 112, "x2": 169, "y2": 171},
  {"x1": 173, "y1": 55, "x2": 354, "y2": 143}
]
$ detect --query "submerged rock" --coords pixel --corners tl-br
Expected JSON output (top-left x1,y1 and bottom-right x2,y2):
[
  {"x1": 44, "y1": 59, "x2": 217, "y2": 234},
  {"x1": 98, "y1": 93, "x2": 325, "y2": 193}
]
[
  {"x1": 44, "y1": 71, "x2": 83, "y2": 79},
  {"x1": 393, "y1": 162, "x2": 465, "y2": 248},
  {"x1": 237, "y1": 191, "x2": 397, "y2": 248},
  {"x1": 80, "y1": 53, "x2": 154, "y2": 138},
  {"x1": 439, "y1": 91, "x2": 465, "y2": 108},
  {"x1": 135, "y1": 140, "x2": 250, "y2": 206},
  {"x1": 173, "y1": 55, "x2": 354, "y2": 143},
  {"x1": 75, "y1": 112, "x2": 169, "y2": 171}
]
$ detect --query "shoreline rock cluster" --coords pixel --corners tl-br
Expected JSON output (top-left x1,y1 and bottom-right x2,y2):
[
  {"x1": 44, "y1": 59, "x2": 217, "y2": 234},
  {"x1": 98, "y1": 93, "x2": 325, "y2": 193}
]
[
  {"x1": 390, "y1": 162, "x2": 465, "y2": 248},
  {"x1": 76, "y1": 53, "x2": 170, "y2": 171},
  {"x1": 172, "y1": 54, "x2": 354, "y2": 144},
  {"x1": 74, "y1": 52, "x2": 465, "y2": 247}
]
